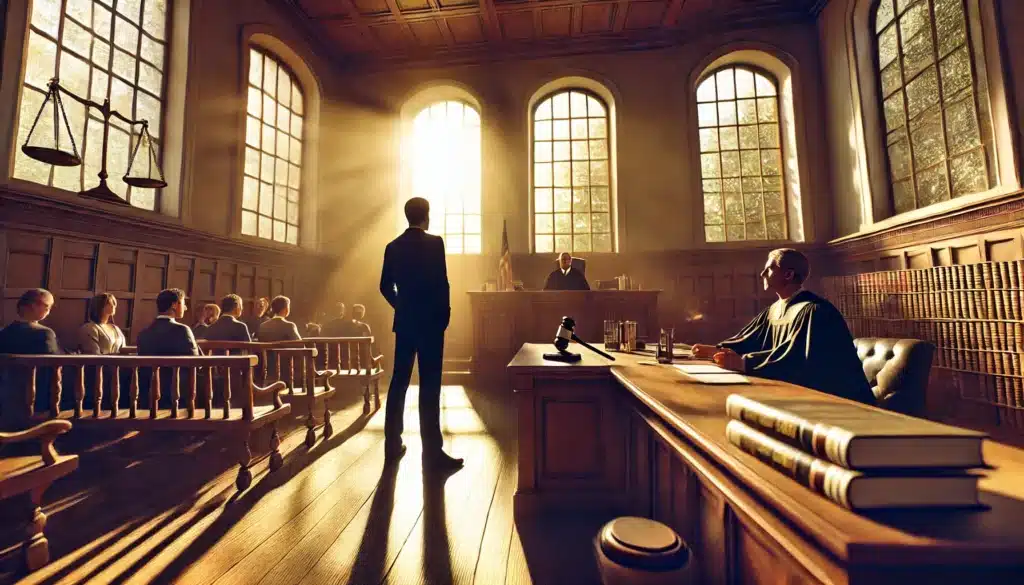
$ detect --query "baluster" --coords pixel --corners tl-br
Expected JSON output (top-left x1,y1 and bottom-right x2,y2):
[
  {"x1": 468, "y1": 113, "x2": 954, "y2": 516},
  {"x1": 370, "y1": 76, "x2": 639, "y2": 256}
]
[
  {"x1": 171, "y1": 367, "x2": 180, "y2": 418},
  {"x1": 150, "y1": 367, "x2": 161, "y2": 419},
  {"x1": 243, "y1": 365, "x2": 255, "y2": 421},
  {"x1": 50, "y1": 366, "x2": 63, "y2": 419},
  {"x1": 74, "y1": 366, "x2": 85, "y2": 419},
  {"x1": 25, "y1": 366, "x2": 36, "y2": 420},
  {"x1": 288, "y1": 353, "x2": 296, "y2": 395},
  {"x1": 205, "y1": 367, "x2": 214, "y2": 419},
  {"x1": 110, "y1": 366, "x2": 120, "y2": 418},
  {"x1": 94, "y1": 365, "x2": 104, "y2": 418},
  {"x1": 129, "y1": 367, "x2": 139, "y2": 418},
  {"x1": 223, "y1": 366, "x2": 232, "y2": 419},
  {"x1": 187, "y1": 367, "x2": 197, "y2": 418}
]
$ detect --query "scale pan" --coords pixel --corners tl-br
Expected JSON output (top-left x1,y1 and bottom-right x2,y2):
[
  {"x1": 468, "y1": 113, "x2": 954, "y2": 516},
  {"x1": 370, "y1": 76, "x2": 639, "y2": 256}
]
[
  {"x1": 22, "y1": 145, "x2": 82, "y2": 167},
  {"x1": 124, "y1": 177, "x2": 168, "y2": 188}
]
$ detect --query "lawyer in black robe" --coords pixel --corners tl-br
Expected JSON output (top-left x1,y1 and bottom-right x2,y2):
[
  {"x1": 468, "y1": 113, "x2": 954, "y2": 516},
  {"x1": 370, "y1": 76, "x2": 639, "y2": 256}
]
[{"x1": 717, "y1": 289, "x2": 875, "y2": 404}]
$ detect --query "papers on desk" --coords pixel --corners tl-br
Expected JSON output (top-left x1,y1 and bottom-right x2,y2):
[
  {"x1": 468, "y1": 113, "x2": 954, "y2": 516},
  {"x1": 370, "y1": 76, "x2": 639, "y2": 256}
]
[{"x1": 673, "y1": 363, "x2": 750, "y2": 384}]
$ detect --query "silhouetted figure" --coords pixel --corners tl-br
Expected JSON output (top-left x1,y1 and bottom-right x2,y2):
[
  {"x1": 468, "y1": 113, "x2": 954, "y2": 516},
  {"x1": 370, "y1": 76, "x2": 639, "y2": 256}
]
[{"x1": 380, "y1": 197, "x2": 463, "y2": 471}]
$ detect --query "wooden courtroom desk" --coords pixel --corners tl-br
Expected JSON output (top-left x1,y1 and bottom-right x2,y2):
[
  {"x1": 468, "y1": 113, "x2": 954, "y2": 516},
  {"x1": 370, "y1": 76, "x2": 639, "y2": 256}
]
[
  {"x1": 508, "y1": 343, "x2": 1024, "y2": 584},
  {"x1": 468, "y1": 290, "x2": 659, "y2": 377}
]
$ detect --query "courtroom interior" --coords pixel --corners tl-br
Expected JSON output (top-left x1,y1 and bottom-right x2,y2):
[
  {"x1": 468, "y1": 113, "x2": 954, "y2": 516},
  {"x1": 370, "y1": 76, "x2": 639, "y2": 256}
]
[{"x1": 2, "y1": 0, "x2": 1024, "y2": 582}]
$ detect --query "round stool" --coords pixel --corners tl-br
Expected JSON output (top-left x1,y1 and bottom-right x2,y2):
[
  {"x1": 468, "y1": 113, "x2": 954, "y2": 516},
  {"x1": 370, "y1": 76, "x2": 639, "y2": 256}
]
[{"x1": 594, "y1": 517, "x2": 690, "y2": 585}]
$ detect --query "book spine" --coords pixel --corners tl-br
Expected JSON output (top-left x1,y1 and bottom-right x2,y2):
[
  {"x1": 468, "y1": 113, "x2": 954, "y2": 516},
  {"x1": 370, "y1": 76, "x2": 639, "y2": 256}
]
[
  {"x1": 726, "y1": 420, "x2": 855, "y2": 509},
  {"x1": 725, "y1": 394, "x2": 854, "y2": 467}
]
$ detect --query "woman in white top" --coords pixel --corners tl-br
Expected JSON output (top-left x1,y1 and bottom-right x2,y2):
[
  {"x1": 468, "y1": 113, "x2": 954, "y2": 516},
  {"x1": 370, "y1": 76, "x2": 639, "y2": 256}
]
[{"x1": 77, "y1": 293, "x2": 127, "y2": 354}]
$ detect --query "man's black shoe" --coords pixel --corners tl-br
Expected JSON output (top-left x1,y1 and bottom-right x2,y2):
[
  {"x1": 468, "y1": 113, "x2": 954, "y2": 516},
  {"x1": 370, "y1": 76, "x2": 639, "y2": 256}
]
[{"x1": 424, "y1": 451, "x2": 464, "y2": 472}]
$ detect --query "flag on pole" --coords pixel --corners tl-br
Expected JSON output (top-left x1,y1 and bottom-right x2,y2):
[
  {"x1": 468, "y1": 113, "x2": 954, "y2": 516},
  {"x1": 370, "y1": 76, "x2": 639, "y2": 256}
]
[{"x1": 498, "y1": 219, "x2": 513, "y2": 291}]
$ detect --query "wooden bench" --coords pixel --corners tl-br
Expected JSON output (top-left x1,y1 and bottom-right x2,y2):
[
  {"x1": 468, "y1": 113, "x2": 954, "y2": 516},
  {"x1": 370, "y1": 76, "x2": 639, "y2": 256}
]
[
  {"x1": 0, "y1": 354, "x2": 290, "y2": 491},
  {"x1": 305, "y1": 337, "x2": 384, "y2": 414},
  {"x1": 198, "y1": 341, "x2": 338, "y2": 448},
  {"x1": 0, "y1": 420, "x2": 78, "y2": 572}
]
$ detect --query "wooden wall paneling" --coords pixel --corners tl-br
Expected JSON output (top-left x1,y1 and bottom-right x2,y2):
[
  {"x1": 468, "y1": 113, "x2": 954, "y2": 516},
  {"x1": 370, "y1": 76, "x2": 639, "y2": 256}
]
[
  {"x1": 0, "y1": 230, "x2": 7, "y2": 323},
  {"x1": 985, "y1": 235, "x2": 1023, "y2": 262},
  {"x1": 238, "y1": 264, "x2": 255, "y2": 300},
  {"x1": 218, "y1": 261, "x2": 239, "y2": 301},
  {"x1": 2, "y1": 233, "x2": 50, "y2": 325},
  {"x1": 47, "y1": 238, "x2": 99, "y2": 346}
]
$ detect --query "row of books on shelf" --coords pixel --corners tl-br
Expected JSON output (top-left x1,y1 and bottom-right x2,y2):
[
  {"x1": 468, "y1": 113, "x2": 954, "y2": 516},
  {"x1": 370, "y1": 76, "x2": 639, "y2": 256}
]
[
  {"x1": 830, "y1": 289, "x2": 1023, "y2": 321},
  {"x1": 845, "y1": 318, "x2": 1024, "y2": 353},
  {"x1": 946, "y1": 371, "x2": 1024, "y2": 428},
  {"x1": 823, "y1": 260, "x2": 1024, "y2": 293},
  {"x1": 724, "y1": 394, "x2": 987, "y2": 510}
]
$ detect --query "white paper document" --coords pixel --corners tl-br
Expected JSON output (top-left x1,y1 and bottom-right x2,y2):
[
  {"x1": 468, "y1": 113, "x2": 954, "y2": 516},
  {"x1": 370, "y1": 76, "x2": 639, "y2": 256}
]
[{"x1": 673, "y1": 364, "x2": 750, "y2": 384}]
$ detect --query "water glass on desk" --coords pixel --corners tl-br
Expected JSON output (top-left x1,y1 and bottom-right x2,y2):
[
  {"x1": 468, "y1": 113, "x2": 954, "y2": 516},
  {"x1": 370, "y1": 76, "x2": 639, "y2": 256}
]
[
  {"x1": 604, "y1": 320, "x2": 621, "y2": 351},
  {"x1": 657, "y1": 328, "x2": 675, "y2": 364}
]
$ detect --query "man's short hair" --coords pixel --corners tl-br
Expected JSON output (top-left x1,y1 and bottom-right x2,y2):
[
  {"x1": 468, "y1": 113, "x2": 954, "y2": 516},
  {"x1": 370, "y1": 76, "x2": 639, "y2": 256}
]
[
  {"x1": 769, "y1": 248, "x2": 810, "y2": 284},
  {"x1": 270, "y1": 295, "x2": 290, "y2": 315},
  {"x1": 156, "y1": 288, "x2": 186, "y2": 313},
  {"x1": 220, "y1": 294, "x2": 242, "y2": 314},
  {"x1": 353, "y1": 304, "x2": 366, "y2": 318},
  {"x1": 17, "y1": 288, "x2": 52, "y2": 314},
  {"x1": 404, "y1": 197, "x2": 430, "y2": 225}
]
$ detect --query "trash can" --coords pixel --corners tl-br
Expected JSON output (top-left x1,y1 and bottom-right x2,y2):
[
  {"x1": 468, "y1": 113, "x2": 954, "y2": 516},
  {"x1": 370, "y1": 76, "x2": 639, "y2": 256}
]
[{"x1": 594, "y1": 517, "x2": 690, "y2": 585}]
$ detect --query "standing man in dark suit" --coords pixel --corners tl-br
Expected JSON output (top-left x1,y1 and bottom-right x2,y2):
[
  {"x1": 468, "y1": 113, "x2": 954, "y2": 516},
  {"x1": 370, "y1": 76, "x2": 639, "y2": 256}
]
[
  {"x1": 137, "y1": 289, "x2": 199, "y2": 408},
  {"x1": 543, "y1": 252, "x2": 590, "y2": 290},
  {"x1": 200, "y1": 294, "x2": 252, "y2": 342},
  {"x1": 380, "y1": 197, "x2": 462, "y2": 471}
]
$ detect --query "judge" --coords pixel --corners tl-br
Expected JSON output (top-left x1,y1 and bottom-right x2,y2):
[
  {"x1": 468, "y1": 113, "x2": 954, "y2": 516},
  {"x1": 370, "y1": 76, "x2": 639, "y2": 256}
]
[
  {"x1": 691, "y1": 248, "x2": 874, "y2": 405},
  {"x1": 544, "y1": 252, "x2": 590, "y2": 291}
]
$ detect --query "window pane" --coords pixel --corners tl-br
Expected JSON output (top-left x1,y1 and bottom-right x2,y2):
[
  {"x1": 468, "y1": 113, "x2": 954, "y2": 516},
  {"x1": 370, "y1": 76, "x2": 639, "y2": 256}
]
[
  {"x1": 16, "y1": 0, "x2": 170, "y2": 208},
  {"x1": 875, "y1": 0, "x2": 991, "y2": 213},
  {"x1": 699, "y1": 66, "x2": 785, "y2": 242}
]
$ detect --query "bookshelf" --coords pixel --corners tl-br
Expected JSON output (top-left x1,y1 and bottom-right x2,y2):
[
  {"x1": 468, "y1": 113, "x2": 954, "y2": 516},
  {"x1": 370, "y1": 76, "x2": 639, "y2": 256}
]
[{"x1": 821, "y1": 262, "x2": 1024, "y2": 431}]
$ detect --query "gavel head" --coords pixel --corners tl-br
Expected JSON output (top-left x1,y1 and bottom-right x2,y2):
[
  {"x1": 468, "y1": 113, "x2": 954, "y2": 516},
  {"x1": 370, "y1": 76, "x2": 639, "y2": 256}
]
[{"x1": 554, "y1": 316, "x2": 575, "y2": 351}]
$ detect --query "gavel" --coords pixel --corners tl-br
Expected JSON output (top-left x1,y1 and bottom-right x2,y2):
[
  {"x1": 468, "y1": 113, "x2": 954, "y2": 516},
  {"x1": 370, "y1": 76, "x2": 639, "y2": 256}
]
[{"x1": 544, "y1": 316, "x2": 615, "y2": 362}]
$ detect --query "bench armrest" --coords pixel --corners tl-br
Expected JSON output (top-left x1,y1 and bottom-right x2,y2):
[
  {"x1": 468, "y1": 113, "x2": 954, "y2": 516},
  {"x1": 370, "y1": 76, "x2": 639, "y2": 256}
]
[
  {"x1": 252, "y1": 380, "x2": 288, "y2": 409},
  {"x1": 0, "y1": 420, "x2": 72, "y2": 465}
]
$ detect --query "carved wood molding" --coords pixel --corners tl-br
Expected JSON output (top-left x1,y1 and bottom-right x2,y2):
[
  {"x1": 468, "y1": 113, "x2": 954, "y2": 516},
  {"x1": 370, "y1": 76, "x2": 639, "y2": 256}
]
[
  {"x1": 0, "y1": 187, "x2": 332, "y2": 268},
  {"x1": 829, "y1": 190, "x2": 1024, "y2": 258}
]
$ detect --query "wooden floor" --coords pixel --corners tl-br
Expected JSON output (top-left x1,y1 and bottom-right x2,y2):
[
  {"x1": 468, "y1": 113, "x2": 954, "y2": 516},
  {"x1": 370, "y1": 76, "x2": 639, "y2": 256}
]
[{"x1": 1, "y1": 384, "x2": 607, "y2": 585}]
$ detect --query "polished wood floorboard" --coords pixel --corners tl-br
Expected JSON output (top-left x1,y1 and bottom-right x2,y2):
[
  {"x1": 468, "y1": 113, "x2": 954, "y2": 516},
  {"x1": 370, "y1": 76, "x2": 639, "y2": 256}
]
[{"x1": 2, "y1": 384, "x2": 605, "y2": 585}]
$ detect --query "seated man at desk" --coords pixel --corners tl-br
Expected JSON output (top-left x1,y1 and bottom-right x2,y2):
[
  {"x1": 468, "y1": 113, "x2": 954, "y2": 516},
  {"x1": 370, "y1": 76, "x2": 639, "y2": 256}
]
[
  {"x1": 544, "y1": 252, "x2": 590, "y2": 291},
  {"x1": 691, "y1": 248, "x2": 874, "y2": 405}
]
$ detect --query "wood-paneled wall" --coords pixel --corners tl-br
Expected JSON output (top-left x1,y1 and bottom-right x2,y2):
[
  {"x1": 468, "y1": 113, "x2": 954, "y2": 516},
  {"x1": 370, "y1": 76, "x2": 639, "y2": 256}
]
[{"x1": 0, "y1": 188, "x2": 333, "y2": 349}]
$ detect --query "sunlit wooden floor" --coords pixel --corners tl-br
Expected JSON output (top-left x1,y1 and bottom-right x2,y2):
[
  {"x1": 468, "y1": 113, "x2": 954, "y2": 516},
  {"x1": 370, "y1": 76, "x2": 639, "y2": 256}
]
[{"x1": 2, "y1": 384, "x2": 605, "y2": 585}]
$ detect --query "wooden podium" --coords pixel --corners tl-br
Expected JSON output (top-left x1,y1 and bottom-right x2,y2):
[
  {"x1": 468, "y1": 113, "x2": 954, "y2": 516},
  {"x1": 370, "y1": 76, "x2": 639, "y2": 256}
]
[{"x1": 467, "y1": 290, "x2": 659, "y2": 377}]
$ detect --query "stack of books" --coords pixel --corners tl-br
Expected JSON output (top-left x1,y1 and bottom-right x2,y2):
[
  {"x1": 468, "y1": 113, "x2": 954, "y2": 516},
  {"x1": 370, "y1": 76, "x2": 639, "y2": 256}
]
[{"x1": 724, "y1": 394, "x2": 989, "y2": 510}]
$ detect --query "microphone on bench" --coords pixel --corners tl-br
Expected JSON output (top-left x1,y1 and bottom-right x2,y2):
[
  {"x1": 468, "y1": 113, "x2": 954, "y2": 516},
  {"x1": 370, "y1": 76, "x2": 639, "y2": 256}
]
[{"x1": 544, "y1": 316, "x2": 615, "y2": 363}]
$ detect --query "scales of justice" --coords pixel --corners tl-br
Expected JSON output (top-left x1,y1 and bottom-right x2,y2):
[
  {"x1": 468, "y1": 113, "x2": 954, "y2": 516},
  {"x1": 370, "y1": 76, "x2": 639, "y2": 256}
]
[{"x1": 20, "y1": 77, "x2": 166, "y2": 205}]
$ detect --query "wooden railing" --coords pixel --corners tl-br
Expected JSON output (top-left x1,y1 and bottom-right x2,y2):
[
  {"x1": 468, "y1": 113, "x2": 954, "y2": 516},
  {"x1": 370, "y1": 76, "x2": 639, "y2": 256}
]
[{"x1": 304, "y1": 337, "x2": 384, "y2": 413}]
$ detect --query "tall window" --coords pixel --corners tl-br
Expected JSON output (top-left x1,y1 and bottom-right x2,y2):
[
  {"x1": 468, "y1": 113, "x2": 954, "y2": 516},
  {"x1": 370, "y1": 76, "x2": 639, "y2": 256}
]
[
  {"x1": 875, "y1": 0, "x2": 993, "y2": 214},
  {"x1": 698, "y1": 66, "x2": 786, "y2": 242},
  {"x1": 532, "y1": 90, "x2": 612, "y2": 254},
  {"x1": 15, "y1": 0, "x2": 170, "y2": 210},
  {"x1": 406, "y1": 100, "x2": 481, "y2": 254},
  {"x1": 242, "y1": 48, "x2": 303, "y2": 245}
]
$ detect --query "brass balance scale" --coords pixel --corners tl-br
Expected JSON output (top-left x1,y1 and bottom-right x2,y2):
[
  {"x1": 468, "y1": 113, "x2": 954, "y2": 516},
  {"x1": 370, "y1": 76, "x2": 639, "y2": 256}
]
[{"x1": 20, "y1": 77, "x2": 166, "y2": 205}]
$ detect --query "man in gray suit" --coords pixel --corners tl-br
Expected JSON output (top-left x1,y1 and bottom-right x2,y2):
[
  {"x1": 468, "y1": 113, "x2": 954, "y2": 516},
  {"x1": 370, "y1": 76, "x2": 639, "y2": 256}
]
[
  {"x1": 136, "y1": 288, "x2": 199, "y2": 408},
  {"x1": 200, "y1": 294, "x2": 252, "y2": 342},
  {"x1": 258, "y1": 296, "x2": 301, "y2": 342}
]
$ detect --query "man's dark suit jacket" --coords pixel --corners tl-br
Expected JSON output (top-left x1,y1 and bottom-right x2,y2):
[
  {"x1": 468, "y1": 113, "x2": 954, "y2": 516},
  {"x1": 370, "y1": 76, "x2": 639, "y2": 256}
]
[
  {"x1": 379, "y1": 228, "x2": 450, "y2": 335},
  {"x1": 0, "y1": 321, "x2": 62, "y2": 355},
  {"x1": 137, "y1": 316, "x2": 201, "y2": 356},
  {"x1": 321, "y1": 317, "x2": 348, "y2": 337},
  {"x1": 199, "y1": 315, "x2": 251, "y2": 342},
  {"x1": 543, "y1": 267, "x2": 591, "y2": 291}
]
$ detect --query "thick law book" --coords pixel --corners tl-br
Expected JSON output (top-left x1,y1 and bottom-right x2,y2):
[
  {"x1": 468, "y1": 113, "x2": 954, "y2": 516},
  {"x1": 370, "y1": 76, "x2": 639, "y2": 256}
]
[
  {"x1": 725, "y1": 394, "x2": 986, "y2": 469},
  {"x1": 726, "y1": 420, "x2": 980, "y2": 510}
]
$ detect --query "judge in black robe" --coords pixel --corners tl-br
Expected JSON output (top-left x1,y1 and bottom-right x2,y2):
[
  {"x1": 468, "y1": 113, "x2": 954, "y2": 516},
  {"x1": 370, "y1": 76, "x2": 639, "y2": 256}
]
[
  {"x1": 543, "y1": 253, "x2": 590, "y2": 291},
  {"x1": 692, "y1": 249, "x2": 874, "y2": 405}
]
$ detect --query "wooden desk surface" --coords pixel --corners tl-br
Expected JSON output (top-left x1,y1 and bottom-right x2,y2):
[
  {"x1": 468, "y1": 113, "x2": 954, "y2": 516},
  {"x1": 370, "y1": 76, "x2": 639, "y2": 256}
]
[{"x1": 508, "y1": 342, "x2": 1024, "y2": 568}]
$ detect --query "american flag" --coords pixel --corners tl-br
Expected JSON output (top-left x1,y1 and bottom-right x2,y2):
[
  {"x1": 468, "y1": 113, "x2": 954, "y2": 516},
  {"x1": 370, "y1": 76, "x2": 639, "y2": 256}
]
[{"x1": 498, "y1": 220, "x2": 513, "y2": 291}]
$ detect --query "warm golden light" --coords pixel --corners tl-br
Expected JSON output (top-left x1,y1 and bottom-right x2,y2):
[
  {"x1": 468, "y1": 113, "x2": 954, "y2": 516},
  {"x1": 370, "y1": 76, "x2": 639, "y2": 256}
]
[{"x1": 405, "y1": 100, "x2": 482, "y2": 254}]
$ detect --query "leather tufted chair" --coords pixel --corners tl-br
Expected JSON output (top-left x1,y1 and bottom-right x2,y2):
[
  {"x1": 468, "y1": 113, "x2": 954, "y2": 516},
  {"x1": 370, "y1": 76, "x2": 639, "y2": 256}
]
[{"x1": 854, "y1": 338, "x2": 935, "y2": 416}]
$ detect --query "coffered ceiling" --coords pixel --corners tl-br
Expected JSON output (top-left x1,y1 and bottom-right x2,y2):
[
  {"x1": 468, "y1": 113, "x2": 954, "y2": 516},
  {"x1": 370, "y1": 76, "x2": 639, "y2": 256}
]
[{"x1": 282, "y1": 0, "x2": 829, "y2": 68}]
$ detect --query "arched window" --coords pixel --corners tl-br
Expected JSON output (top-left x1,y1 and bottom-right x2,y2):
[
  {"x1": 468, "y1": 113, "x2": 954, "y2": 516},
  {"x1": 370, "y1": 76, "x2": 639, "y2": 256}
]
[
  {"x1": 532, "y1": 89, "x2": 613, "y2": 254},
  {"x1": 874, "y1": 0, "x2": 994, "y2": 214},
  {"x1": 404, "y1": 99, "x2": 481, "y2": 254},
  {"x1": 241, "y1": 47, "x2": 304, "y2": 245},
  {"x1": 14, "y1": 0, "x2": 171, "y2": 210},
  {"x1": 697, "y1": 66, "x2": 786, "y2": 242}
]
